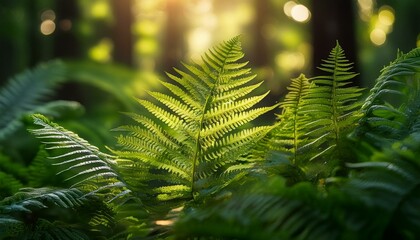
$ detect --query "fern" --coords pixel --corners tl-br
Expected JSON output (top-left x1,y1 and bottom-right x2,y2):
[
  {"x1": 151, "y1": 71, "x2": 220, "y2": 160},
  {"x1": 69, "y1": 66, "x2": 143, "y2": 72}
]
[
  {"x1": 174, "y1": 132, "x2": 420, "y2": 240},
  {"x1": 355, "y1": 47, "x2": 420, "y2": 149},
  {"x1": 0, "y1": 171, "x2": 23, "y2": 198},
  {"x1": 0, "y1": 187, "x2": 89, "y2": 240},
  {"x1": 114, "y1": 36, "x2": 277, "y2": 206},
  {"x1": 268, "y1": 43, "x2": 364, "y2": 182},
  {"x1": 27, "y1": 147, "x2": 64, "y2": 188},
  {"x1": 29, "y1": 114, "x2": 128, "y2": 201},
  {"x1": 299, "y1": 42, "x2": 363, "y2": 162},
  {"x1": 0, "y1": 61, "x2": 66, "y2": 140},
  {"x1": 270, "y1": 74, "x2": 311, "y2": 162}
]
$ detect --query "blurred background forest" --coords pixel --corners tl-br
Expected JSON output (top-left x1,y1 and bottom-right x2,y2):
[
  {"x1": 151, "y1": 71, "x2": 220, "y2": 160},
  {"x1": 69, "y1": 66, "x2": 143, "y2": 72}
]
[{"x1": 0, "y1": 0, "x2": 419, "y2": 103}]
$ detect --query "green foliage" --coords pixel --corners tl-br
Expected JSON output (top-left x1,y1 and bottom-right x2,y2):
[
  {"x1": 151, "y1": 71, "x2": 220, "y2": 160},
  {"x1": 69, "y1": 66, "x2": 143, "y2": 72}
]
[
  {"x1": 174, "y1": 132, "x2": 420, "y2": 240},
  {"x1": 268, "y1": 42, "x2": 364, "y2": 182},
  {"x1": 1, "y1": 36, "x2": 420, "y2": 240},
  {"x1": 299, "y1": 42, "x2": 363, "y2": 162},
  {"x1": 355, "y1": 48, "x2": 420, "y2": 150},
  {"x1": 0, "y1": 188, "x2": 90, "y2": 239},
  {"x1": 64, "y1": 60, "x2": 151, "y2": 111},
  {"x1": 0, "y1": 61, "x2": 66, "y2": 140},
  {"x1": 29, "y1": 114, "x2": 128, "y2": 201},
  {"x1": 0, "y1": 171, "x2": 23, "y2": 199},
  {"x1": 113, "y1": 36, "x2": 277, "y2": 207}
]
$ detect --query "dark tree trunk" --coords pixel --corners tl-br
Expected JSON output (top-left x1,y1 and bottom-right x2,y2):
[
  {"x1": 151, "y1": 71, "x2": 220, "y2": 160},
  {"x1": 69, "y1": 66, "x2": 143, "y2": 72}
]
[
  {"x1": 54, "y1": 0, "x2": 80, "y2": 59},
  {"x1": 111, "y1": 0, "x2": 133, "y2": 66},
  {"x1": 253, "y1": 0, "x2": 269, "y2": 67},
  {"x1": 163, "y1": 0, "x2": 184, "y2": 71},
  {"x1": 311, "y1": 0, "x2": 359, "y2": 85}
]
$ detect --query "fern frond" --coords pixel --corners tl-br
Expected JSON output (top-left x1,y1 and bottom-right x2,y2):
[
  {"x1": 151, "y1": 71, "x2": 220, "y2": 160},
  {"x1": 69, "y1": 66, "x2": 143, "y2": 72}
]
[
  {"x1": 301, "y1": 42, "x2": 363, "y2": 155},
  {"x1": 0, "y1": 61, "x2": 65, "y2": 140},
  {"x1": 29, "y1": 114, "x2": 129, "y2": 201},
  {"x1": 0, "y1": 188, "x2": 120, "y2": 240},
  {"x1": 292, "y1": 42, "x2": 364, "y2": 180},
  {"x1": 266, "y1": 43, "x2": 363, "y2": 182},
  {"x1": 0, "y1": 172, "x2": 23, "y2": 198},
  {"x1": 344, "y1": 132, "x2": 420, "y2": 238},
  {"x1": 174, "y1": 132, "x2": 420, "y2": 239},
  {"x1": 270, "y1": 74, "x2": 311, "y2": 161},
  {"x1": 114, "y1": 36, "x2": 276, "y2": 205},
  {"x1": 174, "y1": 178, "x2": 343, "y2": 240},
  {"x1": 0, "y1": 187, "x2": 94, "y2": 239},
  {"x1": 355, "y1": 47, "x2": 420, "y2": 148}
]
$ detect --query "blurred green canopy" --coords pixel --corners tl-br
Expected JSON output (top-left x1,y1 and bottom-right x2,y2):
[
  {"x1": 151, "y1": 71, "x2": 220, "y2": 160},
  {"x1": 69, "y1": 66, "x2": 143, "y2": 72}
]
[{"x1": 0, "y1": 0, "x2": 419, "y2": 96}]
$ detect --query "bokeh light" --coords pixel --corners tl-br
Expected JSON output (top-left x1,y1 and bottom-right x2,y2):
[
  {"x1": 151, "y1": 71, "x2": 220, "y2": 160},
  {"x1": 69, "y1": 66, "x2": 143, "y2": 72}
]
[
  {"x1": 370, "y1": 28, "x2": 386, "y2": 46},
  {"x1": 357, "y1": 0, "x2": 374, "y2": 21},
  {"x1": 275, "y1": 51, "x2": 305, "y2": 71},
  {"x1": 40, "y1": 9, "x2": 56, "y2": 36},
  {"x1": 283, "y1": 1, "x2": 297, "y2": 17},
  {"x1": 133, "y1": 21, "x2": 159, "y2": 36},
  {"x1": 188, "y1": 28, "x2": 212, "y2": 60},
  {"x1": 378, "y1": 6, "x2": 395, "y2": 26},
  {"x1": 88, "y1": 38, "x2": 113, "y2": 62},
  {"x1": 41, "y1": 9, "x2": 56, "y2": 21},
  {"x1": 290, "y1": 4, "x2": 311, "y2": 23},
  {"x1": 40, "y1": 20, "x2": 56, "y2": 35},
  {"x1": 417, "y1": 34, "x2": 420, "y2": 47},
  {"x1": 135, "y1": 38, "x2": 158, "y2": 56},
  {"x1": 91, "y1": 1, "x2": 110, "y2": 19}
]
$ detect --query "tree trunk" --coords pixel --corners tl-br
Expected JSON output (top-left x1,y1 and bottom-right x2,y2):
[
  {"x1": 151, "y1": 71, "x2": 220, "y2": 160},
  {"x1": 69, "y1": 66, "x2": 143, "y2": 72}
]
[
  {"x1": 111, "y1": 0, "x2": 133, "y2": 66},
  {"x1": 311, "y1": 0, "x2": 359, "y2": 85}
]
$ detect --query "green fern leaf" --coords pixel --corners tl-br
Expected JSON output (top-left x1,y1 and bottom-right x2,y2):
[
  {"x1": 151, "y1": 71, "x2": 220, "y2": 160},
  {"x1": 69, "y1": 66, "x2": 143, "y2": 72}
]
[
  {"x1": 29, "y1": 114, "x2": 128, "y2": 201},
  {"x1": 174, "y1": 132, "x2": 420, "y2": 239},
  {"x1": 297, "y1": 42, "x2": 364, "y2": 177},
  {"x1": 270, "y1": 74, "x2": 311, "y2": 162},
  {"x1": 0, "y1": 172, "x2": 23, "y2": 198},
  {"x1": 114, "y1": 36, "x2": 276, "y2": 204},
  {"x1": 267, "y1": 43, "x2": 363, "y2": 181},
  {"x1": 0, "y1": 188, "x2": 91, "y2": 239},
  {"x1": 0, "y1": 61, "x2": 65, "y2": 140},
  {"x1": 355, "y1": 47, "x2": 420, "y2": 148}
]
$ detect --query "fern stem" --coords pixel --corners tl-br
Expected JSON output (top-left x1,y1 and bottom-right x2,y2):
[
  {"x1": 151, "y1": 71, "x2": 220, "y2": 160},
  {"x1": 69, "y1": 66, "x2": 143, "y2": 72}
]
[
  {"x1": 191, "y1": 38, "x2": 237, "y2": 196},
  {"x1": 331, "y1": 45, "x2": 341, "y2": 148}
]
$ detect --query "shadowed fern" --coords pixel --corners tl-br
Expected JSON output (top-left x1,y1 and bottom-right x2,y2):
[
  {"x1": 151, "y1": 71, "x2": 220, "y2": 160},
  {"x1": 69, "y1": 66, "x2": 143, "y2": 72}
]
[
  {"x1": 267, "y1": 42, "x2": 364, "y2": 182},
  {"x1": 270, "y1": 74, "x2": 311, "y2": 162},
  {"x1": 354, "y1": 47, "x2": 420, "y2": 150},
  {"x1": 0, "y1": 188, "x2": 90, "y2": 240},
  {"x1": 29, "y1": 114, "x2": 129, "y2": 201},
  {"x1": 0, "y1": 61, "x2": 66, "y2": 140},
  {"x1": 174, "y1": 132, "x2": 420, "y2": 240},
  {"x1": 299, "y1": 42, "x2": 363, "y2": 163}
]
